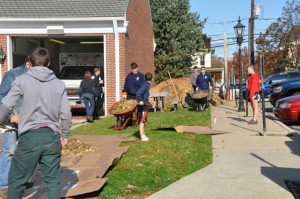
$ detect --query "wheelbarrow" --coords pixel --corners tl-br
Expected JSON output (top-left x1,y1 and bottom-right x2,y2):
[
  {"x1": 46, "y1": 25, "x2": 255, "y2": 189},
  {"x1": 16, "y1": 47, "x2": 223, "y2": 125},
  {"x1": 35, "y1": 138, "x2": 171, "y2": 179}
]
[
  {"x1": 108, "y1": 99, "x2": 138, "y2": 130},
  {"x1": 191, "y1": 90, "x2": 211, "y2": 112}
]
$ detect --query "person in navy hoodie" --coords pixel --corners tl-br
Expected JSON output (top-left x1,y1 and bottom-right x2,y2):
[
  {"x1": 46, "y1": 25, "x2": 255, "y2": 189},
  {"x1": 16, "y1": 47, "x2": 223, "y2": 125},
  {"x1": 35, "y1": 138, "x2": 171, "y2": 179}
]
[
  {"x1": 122, "y1": 62, "x2": 144, "y2": 99},
  {"x1": 136, "y1": 72, "x2": 153, "y2": 142},
  {"x1": 196, "y1": 66, "x2": 213, "y2": 90}
]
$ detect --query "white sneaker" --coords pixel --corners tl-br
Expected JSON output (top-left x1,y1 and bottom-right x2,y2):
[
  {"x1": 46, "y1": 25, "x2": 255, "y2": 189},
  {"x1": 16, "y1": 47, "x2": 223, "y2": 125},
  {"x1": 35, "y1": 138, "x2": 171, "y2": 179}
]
[{"x1": 141, "y1": 135, "x2": 149, "y2": 142}]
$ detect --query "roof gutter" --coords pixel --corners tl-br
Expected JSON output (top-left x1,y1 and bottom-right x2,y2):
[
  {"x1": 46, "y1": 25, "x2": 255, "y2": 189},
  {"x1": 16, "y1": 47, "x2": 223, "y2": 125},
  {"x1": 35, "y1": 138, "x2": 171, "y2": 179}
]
[{"x1": 0, "y1": 17, "x2": 125, "y2": 22}]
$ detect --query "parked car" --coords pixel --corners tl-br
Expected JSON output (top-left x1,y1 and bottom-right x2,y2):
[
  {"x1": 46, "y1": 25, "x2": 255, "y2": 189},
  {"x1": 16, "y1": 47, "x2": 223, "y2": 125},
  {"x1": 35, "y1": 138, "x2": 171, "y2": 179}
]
[
  {"x1": 241, "y1": 71, "x2": 300, "y2": 102},
  {"x1": 273, "y1": 95, "x2": 300, "y2": 122},
  {"x1": 270, "y1": 77, "x2": 300, "y2": 106},
  {"x1": 59, "y1": 65, "x2": 104, "y2": 111},
  {"x1": 263, "y1": 71, "x2": 300, "y2": 98}
]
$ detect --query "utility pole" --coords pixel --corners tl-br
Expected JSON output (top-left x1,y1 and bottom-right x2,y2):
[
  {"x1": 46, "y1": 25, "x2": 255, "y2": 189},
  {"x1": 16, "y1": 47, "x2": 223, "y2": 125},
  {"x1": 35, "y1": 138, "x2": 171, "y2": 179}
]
[
  {"x1": 224, "y1": 32, "x2": 230, "y2": 100},
  {"x1": 250, "y1": 0, "x2": 255, "y2": 65},
  {"x1": 246, "y1": 0, "x2": 256, "y2": 116}
]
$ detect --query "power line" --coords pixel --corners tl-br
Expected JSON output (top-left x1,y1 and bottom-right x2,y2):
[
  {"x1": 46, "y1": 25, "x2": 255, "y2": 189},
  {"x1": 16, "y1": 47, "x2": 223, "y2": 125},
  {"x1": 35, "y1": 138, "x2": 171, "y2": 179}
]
[
  {"x1": 208, "y1": 17, "x2": 278, "y2": 25},
  {"x1": 211, "y1": 40, "x2": 249, "y2": 48}
]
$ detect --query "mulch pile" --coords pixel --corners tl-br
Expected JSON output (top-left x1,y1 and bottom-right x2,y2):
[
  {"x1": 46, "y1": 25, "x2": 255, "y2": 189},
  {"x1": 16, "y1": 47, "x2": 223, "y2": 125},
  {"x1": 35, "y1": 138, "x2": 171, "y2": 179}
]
[
  {"x1": 109, "y1": 99, "x2": 137, "y2": 114},
  {"x1": 62, "y1": 137, "x2": 96, "y2": 157},
  {"x1": 150, "y1": 77, "x2": 227, "y2": 109}
]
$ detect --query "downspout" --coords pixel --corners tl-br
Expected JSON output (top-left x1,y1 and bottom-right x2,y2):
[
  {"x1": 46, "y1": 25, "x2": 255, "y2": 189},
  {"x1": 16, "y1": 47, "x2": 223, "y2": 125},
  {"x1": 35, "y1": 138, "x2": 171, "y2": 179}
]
[{"x1": 113, "y1": 20, "x2": 120, "y2": 101}]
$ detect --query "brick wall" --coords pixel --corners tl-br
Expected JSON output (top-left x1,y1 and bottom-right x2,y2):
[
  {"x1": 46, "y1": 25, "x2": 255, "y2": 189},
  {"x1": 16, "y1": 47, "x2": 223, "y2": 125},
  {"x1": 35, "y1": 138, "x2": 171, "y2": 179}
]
[
  {"x1": 105, "y1": 34, "x2": 116, "y2": 109},
  {"x1": 125, "y1": 0, "x2": 155, "y2": 78}
]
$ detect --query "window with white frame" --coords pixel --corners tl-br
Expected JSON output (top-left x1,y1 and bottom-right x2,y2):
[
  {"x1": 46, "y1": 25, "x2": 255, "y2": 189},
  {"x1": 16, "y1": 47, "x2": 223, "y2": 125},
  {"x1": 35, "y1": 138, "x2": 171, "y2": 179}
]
[{"x1": 200, "y1": 54, "x2": 205, "y2": 66}]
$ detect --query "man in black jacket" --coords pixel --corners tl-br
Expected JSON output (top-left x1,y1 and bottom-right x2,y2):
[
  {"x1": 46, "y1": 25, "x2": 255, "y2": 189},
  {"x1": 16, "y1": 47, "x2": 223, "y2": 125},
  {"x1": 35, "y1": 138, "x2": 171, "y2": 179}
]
[{"x1": 92, "y1": 67, "x2": 104, "y2": 120}]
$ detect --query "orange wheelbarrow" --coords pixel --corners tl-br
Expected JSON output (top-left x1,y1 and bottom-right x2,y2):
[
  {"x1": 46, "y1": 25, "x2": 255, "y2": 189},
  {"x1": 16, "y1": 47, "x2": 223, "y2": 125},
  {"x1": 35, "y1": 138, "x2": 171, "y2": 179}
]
[{"x1": 108, "y1": 99, "x2": 139, "y2": 130}]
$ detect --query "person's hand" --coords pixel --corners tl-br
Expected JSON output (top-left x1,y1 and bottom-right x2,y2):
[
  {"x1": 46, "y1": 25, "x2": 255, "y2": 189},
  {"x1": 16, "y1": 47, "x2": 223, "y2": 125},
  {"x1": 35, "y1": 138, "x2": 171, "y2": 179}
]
[
  {"x1": 139, "y1": 101, "x2": 144, "y2": 106},
  {"x1": 99, "y1": 80, "x2": 104, "y2": 84},
  {"x1": 10, "y1": 115, "x2": 19, "y2": 124},
  {"x1": 122, "y1": 92, "x2": 127, "y2": 99},
  {"x1": 60, "y1": 137, "x2": 68, "y2": 147},
  {"x1": 196, "y1": 87, "x2": 199, "y2": 91},
  {"x1": 209, "y1": 86, "x2": 213, "y2": 90}
]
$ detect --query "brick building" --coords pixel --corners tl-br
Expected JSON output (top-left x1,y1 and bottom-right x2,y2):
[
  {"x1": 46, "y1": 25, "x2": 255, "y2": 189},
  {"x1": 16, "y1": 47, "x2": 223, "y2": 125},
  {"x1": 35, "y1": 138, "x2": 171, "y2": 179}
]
[{"x1": 0, "y1": 0, "x2": 155, "y2": 114}]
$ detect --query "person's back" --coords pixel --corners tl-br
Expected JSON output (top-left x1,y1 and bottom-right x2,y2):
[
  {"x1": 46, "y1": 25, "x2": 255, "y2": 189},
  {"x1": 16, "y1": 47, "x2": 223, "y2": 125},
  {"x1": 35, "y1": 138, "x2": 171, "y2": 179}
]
[
  {"x1": 0, "y1": 47, "x2": 71, "y2": 199},
  {"x1": 79, "y1": 71, "x2": 95, "y2": 122},
  {"x1": 12, "y1": 66, "x2": 70, "y2": 135}
]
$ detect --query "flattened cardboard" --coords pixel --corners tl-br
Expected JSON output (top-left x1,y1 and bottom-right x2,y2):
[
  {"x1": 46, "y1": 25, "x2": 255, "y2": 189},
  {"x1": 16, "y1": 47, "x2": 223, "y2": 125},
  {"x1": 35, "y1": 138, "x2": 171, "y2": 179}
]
[
  {"x1": 175, "y1": 125, "x2": 229, "y2": 135},
  {"x1": 153, "y1": 125, "x2": 229, "y2": 135},
  {"x1": 24, "y1": 178, "x2": 107, "y2": 198}
]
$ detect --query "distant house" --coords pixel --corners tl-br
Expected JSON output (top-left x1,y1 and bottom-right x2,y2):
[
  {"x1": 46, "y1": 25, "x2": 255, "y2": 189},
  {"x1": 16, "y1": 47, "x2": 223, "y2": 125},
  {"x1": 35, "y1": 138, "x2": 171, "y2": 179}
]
[
  {"x1": 193, "y1": 34, "x2": 214, "y2": 68},
  {"x1": 0, "y1": 0, "x2": 155, "y2": 113}
]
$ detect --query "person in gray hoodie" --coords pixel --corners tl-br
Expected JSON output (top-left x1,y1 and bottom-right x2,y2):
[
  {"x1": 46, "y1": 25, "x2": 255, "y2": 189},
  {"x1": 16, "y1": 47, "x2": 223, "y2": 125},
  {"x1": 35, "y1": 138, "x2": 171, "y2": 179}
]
[{"x1": 0, "y1": 47, "x2": 72, "y2": 199}]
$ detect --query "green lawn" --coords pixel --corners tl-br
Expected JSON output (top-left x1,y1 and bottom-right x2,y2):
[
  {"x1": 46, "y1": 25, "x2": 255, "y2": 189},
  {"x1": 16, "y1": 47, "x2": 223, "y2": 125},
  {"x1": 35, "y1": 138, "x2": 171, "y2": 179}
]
[{"x1": 71, "y1": 108, "x2": 212, "y2": 199}]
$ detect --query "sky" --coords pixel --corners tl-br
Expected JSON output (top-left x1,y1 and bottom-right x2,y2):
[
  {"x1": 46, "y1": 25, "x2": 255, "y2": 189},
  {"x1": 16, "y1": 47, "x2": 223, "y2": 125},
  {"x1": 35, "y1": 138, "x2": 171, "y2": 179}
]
[{"x1": 189, "y1": 0, "x2": 287, "y2": 58}]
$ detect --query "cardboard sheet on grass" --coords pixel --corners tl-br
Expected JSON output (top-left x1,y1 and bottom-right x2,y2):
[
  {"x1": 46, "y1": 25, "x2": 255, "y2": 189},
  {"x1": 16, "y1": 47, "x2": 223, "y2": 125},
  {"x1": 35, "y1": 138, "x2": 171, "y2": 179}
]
[
  {"x1": 23, "y1": 134, "x2": 136, "y2": 199},
  {"x1": 154, "y1": 125, "x2": 229, "y2": 135}
]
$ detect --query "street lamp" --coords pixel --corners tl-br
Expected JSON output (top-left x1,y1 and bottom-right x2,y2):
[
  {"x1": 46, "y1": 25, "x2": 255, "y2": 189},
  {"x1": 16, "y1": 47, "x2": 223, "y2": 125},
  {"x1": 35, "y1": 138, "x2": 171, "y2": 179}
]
[{"x1": 234, "y1": 16, "x2": 245, "y2": 112}]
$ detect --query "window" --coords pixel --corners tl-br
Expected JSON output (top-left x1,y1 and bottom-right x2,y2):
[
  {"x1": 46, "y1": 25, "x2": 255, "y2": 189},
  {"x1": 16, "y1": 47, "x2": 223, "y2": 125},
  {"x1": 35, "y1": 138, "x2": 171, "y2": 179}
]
[{"x1": 200, "y1": 55, "x2": 205, "y2": 66}]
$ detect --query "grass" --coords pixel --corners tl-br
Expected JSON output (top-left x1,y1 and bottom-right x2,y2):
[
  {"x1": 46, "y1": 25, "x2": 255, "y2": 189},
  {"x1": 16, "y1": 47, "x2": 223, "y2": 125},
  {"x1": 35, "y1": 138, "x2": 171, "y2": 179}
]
[{"x1": 71, "y1": 108, "x2": 212, "y2": 199}]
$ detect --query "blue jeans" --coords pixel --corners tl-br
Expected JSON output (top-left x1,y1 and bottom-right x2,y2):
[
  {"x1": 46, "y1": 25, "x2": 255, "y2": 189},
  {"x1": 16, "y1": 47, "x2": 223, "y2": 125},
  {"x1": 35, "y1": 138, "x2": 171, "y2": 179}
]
[
  {"x1": 7, "y1": 128, "x2": 61, "y2": 199},
  {"x1": 82, "y1": 93, "x2": 95, "y2": 116},
  {"x1": 0, "y1": 131, "x2": 17, "y2": 189}
]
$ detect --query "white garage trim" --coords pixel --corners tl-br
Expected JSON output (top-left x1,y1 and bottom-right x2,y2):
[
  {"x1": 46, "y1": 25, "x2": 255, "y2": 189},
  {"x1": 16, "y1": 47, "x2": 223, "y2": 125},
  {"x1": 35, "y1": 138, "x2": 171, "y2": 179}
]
[
  {"x1": 113, "y1": 20, "x2": 120, "y2": 101},
  {"x1": 0, "y1": 21, "x2": 127, "y2": 34},
  {"x1": 6, "y1": 36, "x2": 12, "y2": 71},
  {"x1": 103, "y1": 35, "x2": 108, "y2": 115}
]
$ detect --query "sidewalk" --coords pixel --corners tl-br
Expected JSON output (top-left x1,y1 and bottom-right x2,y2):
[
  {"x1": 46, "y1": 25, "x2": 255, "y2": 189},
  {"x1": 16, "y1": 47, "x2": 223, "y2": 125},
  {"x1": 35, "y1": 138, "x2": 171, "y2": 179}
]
[{"x1": 148, "y1": 102, "x2": 300, "y2": 199}]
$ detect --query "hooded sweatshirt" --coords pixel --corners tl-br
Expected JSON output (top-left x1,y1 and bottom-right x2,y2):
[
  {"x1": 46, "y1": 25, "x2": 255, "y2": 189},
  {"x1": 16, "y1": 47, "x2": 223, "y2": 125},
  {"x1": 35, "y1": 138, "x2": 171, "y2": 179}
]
[{"x1": 0, "y1": 66, "x2": 72, "y2": 138}]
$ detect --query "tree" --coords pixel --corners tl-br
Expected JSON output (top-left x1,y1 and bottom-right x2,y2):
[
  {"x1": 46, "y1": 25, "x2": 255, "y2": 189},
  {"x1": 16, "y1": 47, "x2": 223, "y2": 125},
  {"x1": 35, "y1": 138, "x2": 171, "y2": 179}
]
[
  {"x1": 230, "y1": 47, "x2": 250, "y2": 80},
  {"x1": 256, "y1": 0, "x2": 300, "y2": 71},
  {"x1": 211, "y1": 55, "x2": 224, "y2": 68},
  {"x1": 150, "y1": 0, "x2": 206, "y2": 83}
]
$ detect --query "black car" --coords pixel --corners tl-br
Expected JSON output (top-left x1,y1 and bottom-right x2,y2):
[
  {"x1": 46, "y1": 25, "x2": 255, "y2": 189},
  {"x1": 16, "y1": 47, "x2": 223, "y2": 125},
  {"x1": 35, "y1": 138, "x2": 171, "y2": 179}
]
[{"x1": 270, "y1": 77, "x2": 300, "y2": 106}]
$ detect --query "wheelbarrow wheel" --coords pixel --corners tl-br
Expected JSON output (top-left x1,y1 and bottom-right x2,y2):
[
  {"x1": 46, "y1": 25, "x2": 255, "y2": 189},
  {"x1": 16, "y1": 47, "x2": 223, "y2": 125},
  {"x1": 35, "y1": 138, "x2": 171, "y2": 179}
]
[{"x1": 196, "y1": 103, "x2": 206, "y2": 112}]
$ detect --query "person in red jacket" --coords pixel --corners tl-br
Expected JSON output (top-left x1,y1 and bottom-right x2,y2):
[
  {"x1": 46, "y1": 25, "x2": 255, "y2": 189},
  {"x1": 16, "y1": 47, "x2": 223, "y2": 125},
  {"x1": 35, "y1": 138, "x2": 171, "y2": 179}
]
[{"x1": 247, "y1": 65, "x2": 260, "y2": 124}]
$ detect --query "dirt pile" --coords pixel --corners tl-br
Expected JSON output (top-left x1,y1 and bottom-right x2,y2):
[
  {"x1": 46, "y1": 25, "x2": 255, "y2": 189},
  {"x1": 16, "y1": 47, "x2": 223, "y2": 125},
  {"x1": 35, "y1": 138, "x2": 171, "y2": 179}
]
[{"x1": 150, "y1": 77, "x2": 227, "y2": 109}]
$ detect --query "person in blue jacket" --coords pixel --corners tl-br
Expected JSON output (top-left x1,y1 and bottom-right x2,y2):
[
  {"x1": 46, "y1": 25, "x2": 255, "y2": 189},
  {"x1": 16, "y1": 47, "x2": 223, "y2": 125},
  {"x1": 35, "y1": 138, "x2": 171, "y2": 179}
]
[
  {"x1": 136, "y1": 72, "x2": 153, "y2": 142},
  {"x1": 0, "y1": 56, "x2": 31, "y2": 198},
  {"x1": 196, "y1": 66, "x2": 213, "y2": 90},
  {"x1": 122, "y1": 62, "x2": 144, "y2": 99}
]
